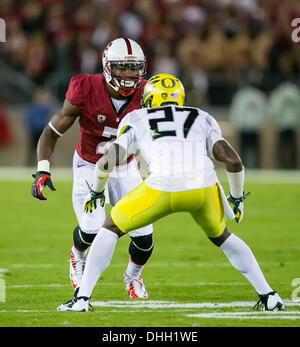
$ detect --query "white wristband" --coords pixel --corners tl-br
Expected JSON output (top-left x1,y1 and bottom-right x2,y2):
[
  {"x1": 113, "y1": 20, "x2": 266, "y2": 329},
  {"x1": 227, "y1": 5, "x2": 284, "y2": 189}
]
[
  {"x1": 37, "y1": 160, "x2": 50, "y2": 173},
  {"x1": 226, "y1": 168, "x2": 244, "y2": 198}
]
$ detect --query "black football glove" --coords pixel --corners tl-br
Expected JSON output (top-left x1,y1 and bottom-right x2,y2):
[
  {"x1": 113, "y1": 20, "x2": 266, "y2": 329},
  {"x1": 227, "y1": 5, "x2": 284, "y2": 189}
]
[
  {"x1": 83, "y1": 181, "x2": 105, "y2": 213},
  {"x1": 227, "y1": 192, "x2": 250, "y2": 223},
  {"x1": 31, "y1": 171, "x2": 56, "y2": 200}
]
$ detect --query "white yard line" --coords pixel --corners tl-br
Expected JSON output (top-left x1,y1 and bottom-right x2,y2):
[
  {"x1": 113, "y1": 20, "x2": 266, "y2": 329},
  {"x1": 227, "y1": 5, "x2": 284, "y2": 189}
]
[
  {"x1": 9, "y1": 261, "x2": 284, "y2": 269},
  {"x1": 1, "y1": 168, "x2": 300, "y2": 183},
  {"x1": 0, "y1": 300, "x2": 300, "y2": 319},
  {"x1": 6, "y1": 283, "x2": 125, "y2": 288},
  {"x1": 9, "y1": 284, "x2": 70, "y2": 288},
  {"x1": 187, "y1": 312, "x2": 300, "y2": 320},
  {"x1": 0, "y1": 167, "x2": 72, "y2": 181},
  {"x1": 0, "y1": 299, "x2": 299, "y2": 321},
  {"x1": 196, "y1": 282, "x2": 249, "y2": 286},
  {"x1": 7, "y1": 262, "x2": 230, "y2": 271},
  {"x1": 91, "y1": 300, "x2": 300, "y2": 309},
  {"x1": 5, "y1": 282, "x2": 246, "y2": 289},
  {"x1": 11, "y1": 264, "x2": 57, "y2": 268},
  {"x1": 7, "y1": 282, "x2": 292, "y2": 289}
]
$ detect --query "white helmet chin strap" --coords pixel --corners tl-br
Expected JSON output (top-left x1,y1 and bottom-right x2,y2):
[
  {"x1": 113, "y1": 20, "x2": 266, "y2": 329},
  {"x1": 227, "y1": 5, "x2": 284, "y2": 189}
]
[{"x1": 108, "y1": 77, "x2": 120, "y2": 93}]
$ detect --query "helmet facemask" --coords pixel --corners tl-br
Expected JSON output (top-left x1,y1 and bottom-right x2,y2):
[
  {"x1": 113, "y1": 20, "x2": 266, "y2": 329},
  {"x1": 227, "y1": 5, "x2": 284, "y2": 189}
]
[{"x1": 108, "y1": 61, "x2": 146, "y2": 96}]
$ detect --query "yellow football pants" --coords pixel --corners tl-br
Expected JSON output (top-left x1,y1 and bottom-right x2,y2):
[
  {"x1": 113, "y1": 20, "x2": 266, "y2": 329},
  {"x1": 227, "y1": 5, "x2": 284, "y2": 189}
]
[{"x1": 110, "y1": 181, "x2": 226, "y2": 238}]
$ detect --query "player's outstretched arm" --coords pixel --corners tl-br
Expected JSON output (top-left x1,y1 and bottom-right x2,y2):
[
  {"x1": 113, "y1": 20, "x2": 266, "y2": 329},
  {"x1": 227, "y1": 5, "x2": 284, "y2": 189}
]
[
  {"x1": 91, "y1": 122, "x2": 135, "y2": 195},
  {"x1": 32, "y1": 99, "x2": 79, "y2": 200},
  {"x1": 83, "y1": 143, "x2": 127, "y2": 213},
  {"x1": 213, "y1": 140, "x2": 249, "y2": 223},
  {"x1": 93, "y1": 143, "x2": 127, "y2": 192},
  {"x1": 83, "y1": 123, "x2": 134, "y2": 213}
]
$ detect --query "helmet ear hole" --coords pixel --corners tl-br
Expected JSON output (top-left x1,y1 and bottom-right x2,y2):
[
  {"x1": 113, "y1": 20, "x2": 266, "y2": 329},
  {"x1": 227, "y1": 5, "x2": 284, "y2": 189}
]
[{"x1": 142, "y1": 95, "x2": 153, "y2": 108}]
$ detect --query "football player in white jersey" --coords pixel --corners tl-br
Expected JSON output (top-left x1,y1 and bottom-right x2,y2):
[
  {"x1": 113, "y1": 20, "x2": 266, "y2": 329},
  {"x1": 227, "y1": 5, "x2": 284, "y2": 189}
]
[{"x1": 57, "y1": 74, "x2": 284, "y2": 312}]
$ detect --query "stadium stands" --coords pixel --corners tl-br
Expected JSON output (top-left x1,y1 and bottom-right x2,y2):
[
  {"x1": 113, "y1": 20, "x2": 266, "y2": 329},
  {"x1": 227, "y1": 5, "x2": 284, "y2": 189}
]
[{"x1": 0, "y1": 0, "x2": 299, "y2": 168}]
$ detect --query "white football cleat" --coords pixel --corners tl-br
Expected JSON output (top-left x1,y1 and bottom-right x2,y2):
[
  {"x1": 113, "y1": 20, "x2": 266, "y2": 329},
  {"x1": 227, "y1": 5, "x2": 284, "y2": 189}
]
[
  {"x1": 57, "y1": 296, "x2": 93, "y2": 312},
  {"x1": 69, "y1": 248, "x2": 86, "y2": 290},
  {"x1": 124, "y1": 273, "x2": 148, "y2": 299},
  {"x1": 253, "y1": 291, "x2": 284, "y2": 311}
]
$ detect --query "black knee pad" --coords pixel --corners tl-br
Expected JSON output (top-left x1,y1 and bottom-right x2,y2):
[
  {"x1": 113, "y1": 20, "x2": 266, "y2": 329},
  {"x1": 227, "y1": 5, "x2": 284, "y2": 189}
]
[
  {"x1": 73, "y1": 225, "x2": 97, "y2": 252},
  {"x1": 129, "y1": 234, "x2": 154, "y2": 265}
]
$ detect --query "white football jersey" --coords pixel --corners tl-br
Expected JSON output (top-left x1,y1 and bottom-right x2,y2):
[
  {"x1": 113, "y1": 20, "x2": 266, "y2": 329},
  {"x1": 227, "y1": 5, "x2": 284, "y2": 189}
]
[{"x1": 115, "y1": 105, "x2": 225, "y2": 192}]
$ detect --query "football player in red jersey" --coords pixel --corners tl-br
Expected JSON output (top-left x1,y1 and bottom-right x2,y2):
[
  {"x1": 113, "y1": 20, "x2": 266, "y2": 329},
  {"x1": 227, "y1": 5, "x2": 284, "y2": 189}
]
[{"x1": 31, "y1": 38, "x2": 153, "y2": 298}]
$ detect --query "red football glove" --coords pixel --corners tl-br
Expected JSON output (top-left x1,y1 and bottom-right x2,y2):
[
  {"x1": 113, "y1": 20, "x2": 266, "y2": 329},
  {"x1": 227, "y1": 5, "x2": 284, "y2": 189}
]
[{"x1": 31, "y1": 171, "x2": 56, "y2": 200}]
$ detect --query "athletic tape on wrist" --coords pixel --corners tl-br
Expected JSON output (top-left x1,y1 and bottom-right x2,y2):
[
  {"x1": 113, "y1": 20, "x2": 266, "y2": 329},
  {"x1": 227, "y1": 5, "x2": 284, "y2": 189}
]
[
  {"x1": 37, "y1": 160, "x2": 50, "y2": 173},
  {"x1": 95, "y1": 164, "x2": 110, "y2": 179},
  {"x1": 92, "y1": 165, "x2": 110, "y2": 192},
  {"x1": 226, "y1": 168, "x2": 244, "y2": 198}
]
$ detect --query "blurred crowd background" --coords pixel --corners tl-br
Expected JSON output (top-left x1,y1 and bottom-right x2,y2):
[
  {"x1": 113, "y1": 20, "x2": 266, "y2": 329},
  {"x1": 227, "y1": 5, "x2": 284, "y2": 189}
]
[{"x1": 0, "y1": 0, "x2": 300, "y2": 169}]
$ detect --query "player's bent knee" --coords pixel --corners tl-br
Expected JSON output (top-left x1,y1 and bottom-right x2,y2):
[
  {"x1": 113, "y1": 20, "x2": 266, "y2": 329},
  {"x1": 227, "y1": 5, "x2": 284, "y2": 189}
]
[
  {"x1": 129, "y1": 234, "x2": 154, "y2": 265},
  {"x1": 129, "y1": 224, "x2": 153, "y2": 237},
  {"x1": 73, "y1": 225, "x2": 97, "y2": 251},
  {"x1": 209, "y1": 227, "x2": 231, "y2": 247},
  {"x1": 103, "y1": 215, "x2": 125, "y2": 237}
]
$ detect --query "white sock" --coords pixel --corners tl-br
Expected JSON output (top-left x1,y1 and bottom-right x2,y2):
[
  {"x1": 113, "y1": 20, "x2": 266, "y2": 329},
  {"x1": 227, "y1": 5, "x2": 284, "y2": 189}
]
[
  {"x1": 124, "y1": 257, "x2": 144, "y2": 279},
  {"x1": 71, "y1": 244, "x2": 86, "y2": 260},
  {"x1": 78, "y1": 228, "x2": 118, "y2": 298},
  {"x1": 220, "y1": 234, "x2": 273, "y2": 295}
]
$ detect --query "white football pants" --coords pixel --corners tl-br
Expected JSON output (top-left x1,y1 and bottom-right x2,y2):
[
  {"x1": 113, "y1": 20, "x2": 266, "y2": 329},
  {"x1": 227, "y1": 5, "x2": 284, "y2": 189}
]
[{"x1": 72, "y1": 151, "x2": 153, "y2": 237}]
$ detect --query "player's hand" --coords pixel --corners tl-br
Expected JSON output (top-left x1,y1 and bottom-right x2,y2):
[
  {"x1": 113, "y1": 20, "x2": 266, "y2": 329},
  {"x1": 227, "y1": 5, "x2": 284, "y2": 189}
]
[
  {"x1": 83, "y1": 181, "x2": 105, "y2": 213},
  {"x1": 31, "y1": 171, "x2": 56, "y2": 200},
  {"x1": 227, "y1": 192, "x2": 250, "y2": 223}
]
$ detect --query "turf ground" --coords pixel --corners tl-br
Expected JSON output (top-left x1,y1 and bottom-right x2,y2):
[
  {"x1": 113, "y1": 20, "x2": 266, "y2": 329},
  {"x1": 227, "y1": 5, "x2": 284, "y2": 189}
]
[{"x1": 0, "y1": 168, "x2": 300, "y2": 328}]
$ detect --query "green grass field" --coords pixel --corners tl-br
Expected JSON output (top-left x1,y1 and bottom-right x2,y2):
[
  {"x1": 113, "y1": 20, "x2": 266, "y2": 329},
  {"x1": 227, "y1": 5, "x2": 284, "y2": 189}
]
[{"x1": 0, "y1": 169, "x2": 300, "y2": 327}]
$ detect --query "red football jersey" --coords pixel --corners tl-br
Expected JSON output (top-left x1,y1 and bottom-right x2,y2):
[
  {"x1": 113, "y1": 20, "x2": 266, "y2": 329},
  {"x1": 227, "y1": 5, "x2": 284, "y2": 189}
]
[{"x1": 65, "y1": 73, "x2": 146, "y2": 164}]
